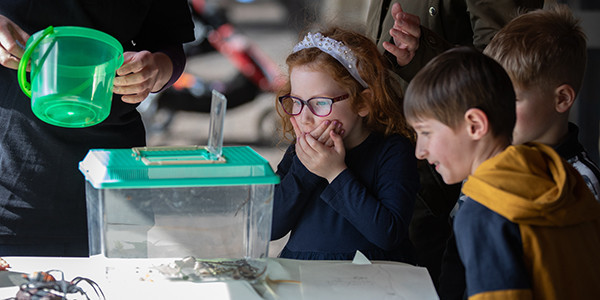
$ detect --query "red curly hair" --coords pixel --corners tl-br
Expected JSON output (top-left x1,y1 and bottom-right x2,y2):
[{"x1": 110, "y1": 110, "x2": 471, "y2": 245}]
[{"x1": 276, "y1": 26, "x2": 413, "y2": 143}]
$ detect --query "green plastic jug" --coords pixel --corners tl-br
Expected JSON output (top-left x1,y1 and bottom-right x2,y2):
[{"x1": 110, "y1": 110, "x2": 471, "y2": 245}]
[{"x1": 18, "y1": 26, "x2": 124, "y2": 128}]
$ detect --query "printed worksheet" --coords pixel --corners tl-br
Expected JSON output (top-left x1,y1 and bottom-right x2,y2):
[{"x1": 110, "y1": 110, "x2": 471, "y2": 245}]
[{"x1": 300, "y1": 262, "x2": 438, "y2": 300}]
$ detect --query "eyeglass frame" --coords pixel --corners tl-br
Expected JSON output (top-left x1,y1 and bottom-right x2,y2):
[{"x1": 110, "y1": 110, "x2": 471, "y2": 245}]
[{"x1": 278, "y1": 94, "x2": 350, "y2": 117}]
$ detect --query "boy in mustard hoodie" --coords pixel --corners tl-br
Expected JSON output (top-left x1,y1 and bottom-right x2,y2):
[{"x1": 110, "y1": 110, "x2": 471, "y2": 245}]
[
  {"x1": 404, "y1": 46, "x2": 600, "y2": 299},
  {"x1": 438, "y1": 6, "x2": 600, "y2": 299}
]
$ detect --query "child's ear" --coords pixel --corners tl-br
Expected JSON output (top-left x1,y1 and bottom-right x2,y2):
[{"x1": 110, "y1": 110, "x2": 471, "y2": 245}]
[
  {"x1": 358, "y1": 89, "x2": 372, "y2": 117},
  {"x1": 464, "y1": 108, "x2": 488, "y2": 140},
  {"x1": 555, "y1": 84, "x2": 576, "y2": 113}
]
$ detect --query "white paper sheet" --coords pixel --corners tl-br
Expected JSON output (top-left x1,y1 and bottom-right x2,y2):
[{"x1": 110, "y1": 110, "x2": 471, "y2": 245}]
[
  {"x1": 300, "y1": 263, "x2": 439, "y2": 300},
  {"x1": 351, "y1": 250, "x2": 372, "y2": 265}
]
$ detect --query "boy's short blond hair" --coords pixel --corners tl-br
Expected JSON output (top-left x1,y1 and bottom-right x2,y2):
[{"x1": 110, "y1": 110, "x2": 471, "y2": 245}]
[
  {"x1": 404, "y1": 47, "x2": 516, "y2": 141},
  {"x1": 484, "y1": 5, "x2": 587, "y2": 93}
]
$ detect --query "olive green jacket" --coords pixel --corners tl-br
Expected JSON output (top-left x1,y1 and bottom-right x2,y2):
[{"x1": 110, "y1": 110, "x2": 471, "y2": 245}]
[{"x1": 366, "y1": 0, "x2": 544, "y2": 86}]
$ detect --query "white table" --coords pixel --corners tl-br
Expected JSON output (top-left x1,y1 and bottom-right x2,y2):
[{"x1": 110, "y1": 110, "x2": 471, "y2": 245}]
[{"x1": 0, "y1": 256, "x2": 438, "y2": 299}]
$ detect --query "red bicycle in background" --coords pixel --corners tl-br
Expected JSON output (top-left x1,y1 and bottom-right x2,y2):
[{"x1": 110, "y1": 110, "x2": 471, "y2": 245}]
[{"x1": 138, "y1": 0, "x2": 287, "y2": 145}]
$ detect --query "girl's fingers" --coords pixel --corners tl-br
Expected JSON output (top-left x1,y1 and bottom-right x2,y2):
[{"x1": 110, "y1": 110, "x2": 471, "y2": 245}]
[
  {"x1": 312, "y1": 120, "x2": 330, "y2": 141},
  {"x1": 304, "y1": 133, "x2": 323, "y2": 152},
  {"x1": 300, "y1": 133, "x2": 322, "y2": 159},
  {"x1": 317, "y1": 121, "x2": 333, "y2": 143},
  {"x1": 323, "y1": 121, "x2": 343, "y2": 147},
  {"x1": 318, "y1": 120, "x2": 342, "y2": 144},
  {"x1": 330, "y1": 130, "x2": 345, "y2": 155}
]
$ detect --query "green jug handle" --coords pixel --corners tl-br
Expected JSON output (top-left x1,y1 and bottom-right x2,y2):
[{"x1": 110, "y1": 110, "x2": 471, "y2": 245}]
[{"x1": 18, "y1": 26, "x2": 55, "y2": 98}]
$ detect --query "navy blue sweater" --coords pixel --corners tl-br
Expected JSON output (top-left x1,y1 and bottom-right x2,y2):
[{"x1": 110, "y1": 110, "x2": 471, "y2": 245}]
[{"x1": 271, "y1": 133, "x2": 419, "y2": 263}]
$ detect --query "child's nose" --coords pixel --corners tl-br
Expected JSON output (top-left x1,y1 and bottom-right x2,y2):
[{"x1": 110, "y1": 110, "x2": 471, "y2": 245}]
[
  {"x1": 415, "y1": 142, "x2": 427, "y2": 159},
  {"x1": 299, "y1": 105, "x2": 315, "y2": 123}
]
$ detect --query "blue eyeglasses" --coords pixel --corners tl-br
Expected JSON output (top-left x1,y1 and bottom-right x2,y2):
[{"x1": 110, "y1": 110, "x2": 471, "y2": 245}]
[{"x1": 278, "y1": 94, "x2": 349, "y2": 117}]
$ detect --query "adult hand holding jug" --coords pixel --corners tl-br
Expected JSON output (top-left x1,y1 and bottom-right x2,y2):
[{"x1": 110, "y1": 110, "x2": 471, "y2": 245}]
[
  {"x1": 17, "y1": 26, "x2": 123, "y2": 128},
  {"x1": 0, "y1": 14, "x2": 29, "y2": 70}
]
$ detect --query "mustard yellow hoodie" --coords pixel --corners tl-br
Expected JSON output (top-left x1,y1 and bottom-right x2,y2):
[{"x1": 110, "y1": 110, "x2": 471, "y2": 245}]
[{"x1": 456, "y1": 142, "x2": 600, "y2": 300}]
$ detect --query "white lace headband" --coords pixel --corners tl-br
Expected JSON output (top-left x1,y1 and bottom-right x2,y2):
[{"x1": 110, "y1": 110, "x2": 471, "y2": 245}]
[{"x1": 292, "y1": 32, "x2": 369, "y2": 88}]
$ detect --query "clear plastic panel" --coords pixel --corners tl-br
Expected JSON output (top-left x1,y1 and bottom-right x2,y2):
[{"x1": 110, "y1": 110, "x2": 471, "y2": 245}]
[{"x1": 207, "y1": 90, "x2": 227, "y2": 160}]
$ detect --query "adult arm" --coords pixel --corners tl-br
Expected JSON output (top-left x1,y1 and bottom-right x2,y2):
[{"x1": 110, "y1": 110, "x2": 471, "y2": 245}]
[
  {"x1": 467, "y1": 0, "x2": 544, "y2": 51},
  {"x1": 387, "y1": 26, "x2": 451, "y2": 84},
  {"x1": 399, "y1": 0, "x2": 544, "y2": 82},
  {"x1": 320, "y1": 137, "x2": 419, "y2": 250},
  {"x1": 113, "y1": 0, "x2": 193, "y2": 103},
  {"x1": 369, "y1": 0, "x2": 543, "y2": 83}
]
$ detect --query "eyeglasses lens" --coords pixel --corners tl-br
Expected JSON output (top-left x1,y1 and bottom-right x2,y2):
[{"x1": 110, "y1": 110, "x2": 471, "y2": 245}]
[
  {"x1": 280, "y1": 97, "x2": 300, "y2": 115},
  {"x1": 309, "y1": 98, "x2": 333, "y2": 116},
  {"x1": 280, "y1": 96, "x2": 333, "y2": 116}
]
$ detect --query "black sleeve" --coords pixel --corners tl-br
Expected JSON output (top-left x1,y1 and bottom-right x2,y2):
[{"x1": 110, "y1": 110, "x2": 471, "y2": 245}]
[{"x1": 136, "y1": 0, "x2": 195, "y2": 50}]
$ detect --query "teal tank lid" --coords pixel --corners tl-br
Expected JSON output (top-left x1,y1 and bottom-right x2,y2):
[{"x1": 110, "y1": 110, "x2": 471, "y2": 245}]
[{"x1": 79, "y1": 146, "x2": 280, "y2": 189}]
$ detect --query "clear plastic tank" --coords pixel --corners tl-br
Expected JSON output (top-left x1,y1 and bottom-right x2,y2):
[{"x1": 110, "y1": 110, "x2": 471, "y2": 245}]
[{"x1": 79, "y1": 146, "x2": 279, "y2": 281}]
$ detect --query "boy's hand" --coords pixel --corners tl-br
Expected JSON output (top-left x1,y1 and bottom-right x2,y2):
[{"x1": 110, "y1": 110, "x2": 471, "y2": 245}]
[
  {"x1": 382, "y1": 3, "x2": 421, "y2": 66},
  {"x1": 113, "y1": 51, "x2": 173, "y2": 104},
  {"x1": 0, "y1": 15, "x2": 30, "y2": 70}
]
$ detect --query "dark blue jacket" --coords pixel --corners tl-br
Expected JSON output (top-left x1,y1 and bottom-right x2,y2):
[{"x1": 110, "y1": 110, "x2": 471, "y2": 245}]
[{"x1": 271, "y1": 133, "x2": 419, "y2": 263}]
